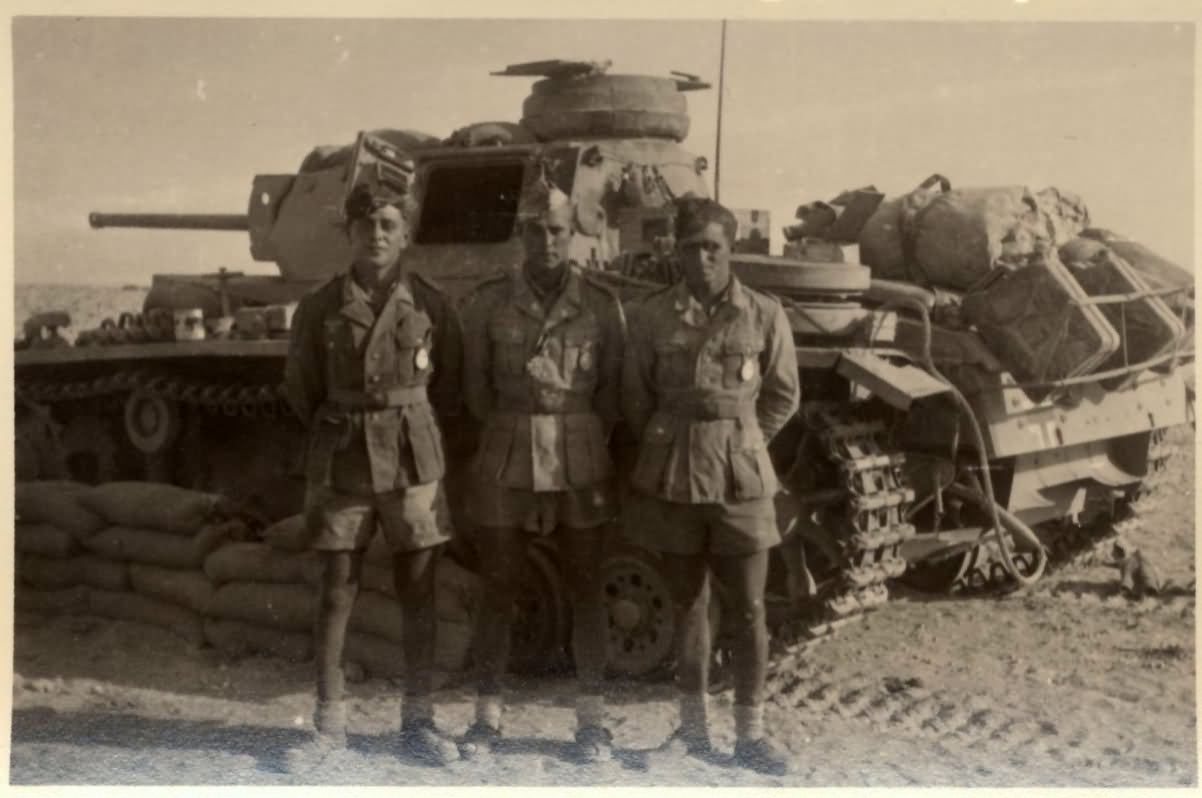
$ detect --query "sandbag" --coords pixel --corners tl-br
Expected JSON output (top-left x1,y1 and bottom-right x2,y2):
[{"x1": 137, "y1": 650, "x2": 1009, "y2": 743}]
[
  {"x1": 911, "y1": 185, "x2": 1088, "y2": 290},
  {"x1": 15, "y1": 584, "x2": 90, "y2": 614},
  {"x1": 84, "y1": 522, "x2": 233, "y2": 569},
  {"x1": 356, "y1": 556, "x2": 477, "y2": 623},
  {"x1": 1062, "y1": 247, "x2": 1187, "y2": 389},
  {"x1": 204, "y1": 541, "x2": 319, "y2": 586},
  {"x1": 435, "y1": 556, "x2": 480, "y2": 624},
  {"x1": 128, "y1": 563, "x2": 215, "y2": 615},
  {"x1": 207, "y1": 581, "x2": 315, "y2": 632},
  {"x1": 88, "y1": 588, "x2": 206, "y2": 646},
  {"x1": 961, "y1": 253, "x2": 1120, "y2": 402},
  {"x1": 15, "y1": 481, "x2": 106, "y2": 539},
  {"x1": 858, "y1": 174, "x2": 950, "y2": 280},
  {"x1": 204, "y1": 618, "x2": 313, "y2": 662},
  {"x1": 79, "y1": 482, "x2": 223, "y2": 536},
  {"x1": 15, "y1": 522, "x2": 81, "y2": 558},
  {"x1": 350, "y1": 591, "x2": 404, "y2": 644},
  {"x1": 360, "y1": 561, "x2": 397, "y2": 597},
  {"x1": 19, "y1": 553, "x2": 129, "y2": 591},
  {"x1": 261, "y1": 514, "x2": 312, "y2": 552},
  {"x1": 345, "y1": 632, "x2": 406, "y2": 679},
  {"x1": 345, "y1": 619, "x2": 472, "y2": 678}
]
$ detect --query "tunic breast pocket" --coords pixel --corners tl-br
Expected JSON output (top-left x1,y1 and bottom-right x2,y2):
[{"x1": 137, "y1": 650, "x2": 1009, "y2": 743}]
[
  {"x1": 395, "y1": 314, "x2": 433, "y2": 381},
  {"x1": 489, "y1": 322, "x2": 528, "y2": 376},
  {"x1": 653, "y1": 340, "x2": 693, "y2": 388},
  {"x1": 721, "y1": 336, "x2": 763, "y2": 388}
]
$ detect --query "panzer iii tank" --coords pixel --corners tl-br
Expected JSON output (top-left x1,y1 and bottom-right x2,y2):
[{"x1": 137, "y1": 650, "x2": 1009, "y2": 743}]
[{"x1": 15, "y1": 58, "x2": 1194, "y2": 679}]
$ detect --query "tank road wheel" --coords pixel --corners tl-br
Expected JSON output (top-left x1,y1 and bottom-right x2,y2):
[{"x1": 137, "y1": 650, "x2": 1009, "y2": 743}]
[
  {"x1": 602, "y1": 549, "x2": 677, "y2": 678},
  {"x1": 124, "y1": 389, "x2": 182, "y2": 454},
  {"x1": 509, "y1": 541, "x2": 571, "y2": 675},
  {"x1": 59, "y1": 414, "x2": 119, "y2": 484}
]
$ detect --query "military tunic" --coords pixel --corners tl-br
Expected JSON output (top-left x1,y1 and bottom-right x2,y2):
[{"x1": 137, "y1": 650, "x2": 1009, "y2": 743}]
[
  {"x1": 621, "y1": 277, "x2": 799, "y2": 553},
  {"x1": 285, "y1": 270, "x2": 462, "y2": 551},
  {"x1": 462, "y1": 265, "x2": 625, "y2": 531}
]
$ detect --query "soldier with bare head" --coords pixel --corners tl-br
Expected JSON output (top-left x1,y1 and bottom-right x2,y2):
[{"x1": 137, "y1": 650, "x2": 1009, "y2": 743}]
[
  {"x1": 459, "y1": 177, "x2": 626, "y2": 763},
  {"x1": 284, "y1": 180, "x2": 464, "y2": 767},
  {"x1": 621, "y1": 195, "x2": 801, "y2": 775}
]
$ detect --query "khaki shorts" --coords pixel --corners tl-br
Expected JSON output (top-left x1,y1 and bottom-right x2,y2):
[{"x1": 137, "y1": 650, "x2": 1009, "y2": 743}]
[
  {"x1": 305, "y1": 480, "x2": 453, "y2": 554},
  {"x1": 467, "y1": 480, "x2": 617, "y2": 534},
  {"x1": 623, "y1": 493, "x2": 780, "y2": 556}
]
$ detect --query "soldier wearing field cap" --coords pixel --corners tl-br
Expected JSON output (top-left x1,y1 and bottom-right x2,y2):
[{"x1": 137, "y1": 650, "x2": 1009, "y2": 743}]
[
  {"x1": 284, "y1": 180, "x2": 463, "y2": 766},
  {"x1": 459, "y1": 178, "x2": 625, "y2": 764},
  {"x1": 621, "y1": 195, "x2": 800, "y2": 775}
]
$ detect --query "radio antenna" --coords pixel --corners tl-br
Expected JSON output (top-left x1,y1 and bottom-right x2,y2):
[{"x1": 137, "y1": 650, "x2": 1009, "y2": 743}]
[{"x1": 713, "y1": 19, "x2": 727, "y2": 203}]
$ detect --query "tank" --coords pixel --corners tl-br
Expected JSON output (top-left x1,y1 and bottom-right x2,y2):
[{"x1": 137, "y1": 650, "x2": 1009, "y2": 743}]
[{"x1": 15, "y1": 58, "x2": 1195, "y2": 679}]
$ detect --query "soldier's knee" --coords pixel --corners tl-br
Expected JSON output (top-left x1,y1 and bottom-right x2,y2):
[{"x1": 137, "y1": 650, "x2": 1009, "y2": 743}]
[
  {"x1": 732, "y1": 597, "x2": 766, "y2": 629},
  {"x1": 320, "y1": 582, "x2": 357, "y2": 614}
]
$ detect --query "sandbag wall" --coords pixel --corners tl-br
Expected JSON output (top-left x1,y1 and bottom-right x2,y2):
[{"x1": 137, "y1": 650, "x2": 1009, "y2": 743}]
[{"x1": 15, "y1": 481, "x2": 478, "y2": 680}]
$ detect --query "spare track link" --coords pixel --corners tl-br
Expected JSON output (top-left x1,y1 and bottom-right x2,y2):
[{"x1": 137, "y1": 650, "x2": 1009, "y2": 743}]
[
  {"x1": 805, "y1": 407, "x2": 916, "y2": 635},
  {"x1": 16, "y1": 368, "x2": 292, "y2": 418}
]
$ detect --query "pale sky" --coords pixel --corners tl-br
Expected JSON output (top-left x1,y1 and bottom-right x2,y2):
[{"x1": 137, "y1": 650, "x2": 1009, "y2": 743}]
[{"x1": 12, "y1": 16, "x2": 1195, "y2": 285}]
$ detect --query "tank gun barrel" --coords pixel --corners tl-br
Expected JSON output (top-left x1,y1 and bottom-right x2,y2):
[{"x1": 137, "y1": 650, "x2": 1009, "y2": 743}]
[{"x1": 89, "y1": 213, "x2": 249, "y2": 231}]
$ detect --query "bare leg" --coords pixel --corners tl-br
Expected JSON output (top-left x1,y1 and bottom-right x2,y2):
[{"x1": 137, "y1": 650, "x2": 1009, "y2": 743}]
[
  {"x1": 711, "y1": 548, "x2": 789, "y2": 774},
  {"x1": 709, "y1": 550, "x2": 770, "y2": 708},
  {"x1": 469, "y1": 526, "x2": 527, "y2": 712},
  {"x1": 314, "y1": 549, "x2": 362, "y2": 737},
  {"x1": 392, "y1": 545, "x2": 440, "y2": 724},
  {"x1": 659, "y1": 552, "x2": 712, "y2": 748},
  {"x1": 559, "y1": 526, "x2": 609, "y2": 699}
]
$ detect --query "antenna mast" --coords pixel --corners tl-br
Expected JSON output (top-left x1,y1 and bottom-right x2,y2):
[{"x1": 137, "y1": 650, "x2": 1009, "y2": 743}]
[{"x1": 714, "y1": 18, "x2": 727, "y2": 203}]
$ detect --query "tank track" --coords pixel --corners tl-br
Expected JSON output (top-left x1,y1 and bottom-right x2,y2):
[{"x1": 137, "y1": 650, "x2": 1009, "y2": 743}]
[
  {"x1": 794, "y1": 405, "x2": 917, "y2": 637},
  {"x1": 17, "y1": 369, "x2": 292, "y2": 418}
]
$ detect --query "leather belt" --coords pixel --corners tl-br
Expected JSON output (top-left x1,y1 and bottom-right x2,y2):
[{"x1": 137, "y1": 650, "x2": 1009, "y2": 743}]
[{"x1": 324, "y1": 384, "x2": 429, "y2": 411}]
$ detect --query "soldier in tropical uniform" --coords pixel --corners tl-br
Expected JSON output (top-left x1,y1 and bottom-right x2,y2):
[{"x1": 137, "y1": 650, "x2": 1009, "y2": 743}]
[
  {"x1": 621, "y1": 196, "x2": 800, "y2": 775},
  {"x1": 284, "y1": 181, "x2": 463, "y2": 766},
  {"x1": 459, "y1": 180, "x2": 625, "y2": 763}
]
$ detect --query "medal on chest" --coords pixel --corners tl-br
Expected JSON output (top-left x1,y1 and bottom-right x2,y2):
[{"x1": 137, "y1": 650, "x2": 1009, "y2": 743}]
[
  {"x1": 414, "y1": 347, "x2": 430, "y2": 370},
  {"x1": 739, "y1": 357, "x2": 756, "y2": 382}
]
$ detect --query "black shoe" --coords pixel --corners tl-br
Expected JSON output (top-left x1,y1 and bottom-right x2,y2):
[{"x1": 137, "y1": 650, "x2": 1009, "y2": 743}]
[
  {"x1": 733, "y1": 736, "x2": 791, "y2": 776},
  {"x1": 400, "y1": 719, "x2": 461, "y2": 766},
  {"x1": 573, "y1": 725, "x2": 613, "y2": 764},
  {"x1": 664, "y1": 725, "x2": 712, "y2": 758},
  {"x1": 460, "y1": 721, "x2": 502, "y2": 760}
]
